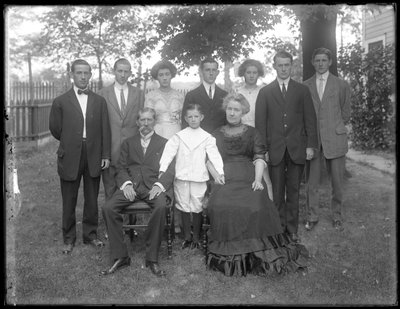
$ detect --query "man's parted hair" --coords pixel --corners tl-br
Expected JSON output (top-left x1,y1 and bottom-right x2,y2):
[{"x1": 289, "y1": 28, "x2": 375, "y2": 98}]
[
  {"x1": 113, "y1": 58, "x2": 132, "y2": 70},
  {"x1": 311, "y1": 47, "x2": 332, "y2": 61},
  {"x1": 200, "y1": 57, "x2": 219, "y2": 70},
  {"x1": 273, "y1": 51, "x2": 293, "y2": 64},
  {"x1": 71, "y1": 59, "x2": 91, "y2": 73}
]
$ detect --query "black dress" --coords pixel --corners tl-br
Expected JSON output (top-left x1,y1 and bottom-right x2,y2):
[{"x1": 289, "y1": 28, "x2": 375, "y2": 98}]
[{"x1": 207, "y1": 124, "x2": 308, "y2": 276}]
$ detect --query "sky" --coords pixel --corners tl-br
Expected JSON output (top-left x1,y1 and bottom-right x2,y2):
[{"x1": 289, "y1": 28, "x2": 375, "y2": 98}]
[{"x1": 5, "y1": 5, "x2": 363, "y2": 86}]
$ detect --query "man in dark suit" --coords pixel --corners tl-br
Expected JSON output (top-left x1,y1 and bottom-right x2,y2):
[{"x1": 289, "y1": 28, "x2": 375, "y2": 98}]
[
  {"x1": 303, "y1": 47, "x2": 351, "y2": 231},
  {"x1": 98, "y1": 58, "x2": 144, "y2": 201},
  {"x1": 255, "y1": 50, "x2": 318, "y2": 243},
  {"x1": 49, "y1": 59, "x2": 111, "y2": 254},
  {"x1": 101, "y1": 107, "x2": 175, "y2": 277},
  {"x1": 181, "y1": 57, "x2": 228, "y2": 133}
]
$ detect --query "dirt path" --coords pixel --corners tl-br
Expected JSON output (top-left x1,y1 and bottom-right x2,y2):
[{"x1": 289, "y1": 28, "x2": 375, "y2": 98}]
[{"x1": 5, "y1": 141, "x2": 397, "y2": 305}]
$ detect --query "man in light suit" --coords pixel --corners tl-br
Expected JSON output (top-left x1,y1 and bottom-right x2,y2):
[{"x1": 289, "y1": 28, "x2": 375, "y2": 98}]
[
  {"x1": 101, "y1": 107, "x2": 175, "y2": 277},
  {"x1": 303, "y1": 47, "x2": 351, "y2": 231},
  {"x1": 255, "y1": 50, "x2": 317, "y2": 243},
  {"x1": 181, "y1": 57, "x2": 228, "y2": 134},
  {"x1": 98, "y1": 58, "x2": 144, "y2": 201},
  {"x1": 49, "y1": 59, "x2": 111, "y2": 254}
]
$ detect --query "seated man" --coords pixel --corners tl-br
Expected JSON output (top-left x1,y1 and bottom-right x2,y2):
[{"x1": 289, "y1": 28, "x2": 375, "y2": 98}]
[{"x1": 101, "y1": 107, "x2": 175, "y2": 277}]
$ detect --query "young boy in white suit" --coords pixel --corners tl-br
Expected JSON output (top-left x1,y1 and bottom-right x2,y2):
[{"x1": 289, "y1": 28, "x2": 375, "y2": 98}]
[{"x1": 159, "y1": 103, "x2": 225, "y2": 250}]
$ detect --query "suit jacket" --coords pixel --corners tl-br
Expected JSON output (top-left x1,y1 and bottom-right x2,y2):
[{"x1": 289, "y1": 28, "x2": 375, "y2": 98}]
[
  {"x1": 255, "y1": 79, "x2": 318, "y2": 166},
  {"x1": 97, "y1": 83, "x2": 144, "y2": 167},
  {"x1": 303, "y1": 73, "x2": 351, "y2": 159},
  {"x1": 49, "y1": 88, "x2": 111, "y2": 181},
  {"x1": 181, "y1": 84, "x2": 228, "y2": 133},
  {"x1": 115, "y1": 133, "x2": 175, "y2": 199}
]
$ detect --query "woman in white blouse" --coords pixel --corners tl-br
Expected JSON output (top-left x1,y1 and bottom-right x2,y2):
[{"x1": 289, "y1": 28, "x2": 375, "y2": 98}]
[
  {"x1": 236, "y1": 59, "x2": 265, "y2": 127},
  {"x1": 144, "y1": 60, "x2": 184, "y2": 139}
]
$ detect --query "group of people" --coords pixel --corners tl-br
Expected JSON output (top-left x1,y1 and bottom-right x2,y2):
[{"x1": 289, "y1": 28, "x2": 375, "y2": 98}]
[{"x1": 49, "y1": 47, "x2": 351, "y2": 278}]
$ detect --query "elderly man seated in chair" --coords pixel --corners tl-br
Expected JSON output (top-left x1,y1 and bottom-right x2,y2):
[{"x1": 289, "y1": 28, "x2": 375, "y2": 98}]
[{"x1": 101, "y1": 107, "x2": 175, "y2": 277}]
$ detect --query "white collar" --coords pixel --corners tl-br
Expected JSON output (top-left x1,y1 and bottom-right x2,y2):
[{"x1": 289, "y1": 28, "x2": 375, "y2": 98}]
[
  {"x1": 140, "y1": 130, "x2": 154, "y2": 141},
  {"x1": 316, "y1": 71, "x2": 330, "y2": 80},
  {"x1": 203, "y1": 81, "x2": 215, "y2": 91},
  {"x1": 176, "y1": 127, "x2": 210, "y2": 150},
  {"x1": 276, "y1": 77, "x2": 290, "y2": 86},
  {"x1": 73, "y1": 85, "x2": 89, "y2": 94},
  {"x1": 114, "y1": 82, "x2": 128, "y2": 91}
]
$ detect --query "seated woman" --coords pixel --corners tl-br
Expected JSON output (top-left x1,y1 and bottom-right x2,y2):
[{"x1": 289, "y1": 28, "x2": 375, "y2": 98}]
[{"x1": 206, "y1": 92, "x2": 309, "y2": 277}]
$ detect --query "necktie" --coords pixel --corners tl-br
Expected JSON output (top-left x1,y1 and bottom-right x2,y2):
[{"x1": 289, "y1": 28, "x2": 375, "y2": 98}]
[
  {"x1": 208, "y1": 86, "x2": 212, "y2": 99},
  {"x1": 120, "y1": 89, "x2": 126, "y2": 116},
  {"x1": 318, "y1": 77, "x2": 324, "y2": 100},
  {"x1": 78, "y1": 89, "x2": 89, "y2": 95},
  {"x1": 281, "y1": 83, "x2": 287, "y2": 98}
]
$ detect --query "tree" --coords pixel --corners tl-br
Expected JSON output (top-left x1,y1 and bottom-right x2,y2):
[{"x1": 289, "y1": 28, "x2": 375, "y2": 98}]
[
  {"x1": 36, "y1": 6, "x2": 153, "y2": 88},
  {"x1": 155, "y1": 5, "x2": 281, "y2": 89},
  {"x1": 291, "y1": 5, "x2": 339, "y2": 81}
]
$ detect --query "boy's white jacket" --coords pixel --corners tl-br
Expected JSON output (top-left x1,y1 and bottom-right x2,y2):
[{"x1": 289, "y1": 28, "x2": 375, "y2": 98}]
[{"x1": 159, "y1": 127, "x2": 224, "y2": 182}]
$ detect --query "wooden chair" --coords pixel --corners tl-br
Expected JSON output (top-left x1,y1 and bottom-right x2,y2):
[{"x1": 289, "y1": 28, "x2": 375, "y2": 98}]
[{"x1": 121, "y1": 200, "x2": 173, "y2": 259}]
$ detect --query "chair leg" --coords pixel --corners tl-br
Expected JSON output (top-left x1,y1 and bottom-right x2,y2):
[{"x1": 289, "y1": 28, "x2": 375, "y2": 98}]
[
  {"x1": 166, "y1": 207, "x2": 172, "y2": 259},
  {"x1": 128, "y1": 214, "x2": 134, "y2": 242},
  {"x1": 202, "y1": 211, "x2": 208, "y2": 263}
]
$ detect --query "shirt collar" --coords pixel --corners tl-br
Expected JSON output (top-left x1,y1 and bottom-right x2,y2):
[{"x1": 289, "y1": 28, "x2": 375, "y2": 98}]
[
  {"x1": 203, "y1": 81, "x2": 215, "y2": 91},
  {"x1": 114, "y1": 82, "x2": 128, "y2": 91},
  {"x1": 316, "y1": 71, "x2": 329, "y2": 80},
  {"x1": 73, "y1": 85, "x2": 89, "y2": 94},
  {"x1": 276, "y1": 77, "x2": 290, "y2": 86},
  {"x1": 140, "y1": 130, "x2": 154, "y2": 141}
]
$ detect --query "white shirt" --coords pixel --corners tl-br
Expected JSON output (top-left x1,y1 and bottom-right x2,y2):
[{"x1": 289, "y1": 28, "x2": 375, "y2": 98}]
[
  {"x1": 276, "y1": 77, "x2": 290, "y2": 92},
  {"x1": 202, "y1": 81, "x2": 215, "y2": 99},
  {"x1": 73, "y1": 85, "x2": 88, "y2": 138},
  {"x1": 114, "y1": 82, "x2": 129, "y2": 110},
  {"x1": 316, "y1": 71, "x2": 330, "y2": 96},
  {"x1": 159, "y1": 127, "x2": 224, "y2": 182}
]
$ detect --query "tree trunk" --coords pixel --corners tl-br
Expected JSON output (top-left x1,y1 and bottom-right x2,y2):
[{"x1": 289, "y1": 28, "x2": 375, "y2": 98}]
[
  {"x1": 300, "y1": 7, "x2": 338, "y2": 81},
  {"x1": 27, "y1": 52, "x2": 34, "y2": 102},
  {"x1": 223, "y1": 60, "x2": 233, "y2": 91},
  {"x1": 98, "y1": 60, "x2": 103, "y2": 90}
]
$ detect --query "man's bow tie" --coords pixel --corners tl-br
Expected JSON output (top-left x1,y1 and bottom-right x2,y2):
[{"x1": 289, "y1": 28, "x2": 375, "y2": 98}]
[{"x1": 78, "y1": 89, "x2": 89, "y2": 95}]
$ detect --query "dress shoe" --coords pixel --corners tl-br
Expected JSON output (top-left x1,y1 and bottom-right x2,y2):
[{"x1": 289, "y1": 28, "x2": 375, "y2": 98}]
[
  {"x1": 288, "y1": 233, "x2": 300, "y2": 243},
  {"x1": 62, "y1": 243, "x2": 74, "y2": 254},
  {"x1": 333, "y1": 220, "x2": 344, "y2": 231},
  {"x1": 100, "y1": 257, "x2": 131, "y2": 276},
  {"x1": 84, "y1": 238, "x2": 105, "y2": 247},
  {"x1": 145, "y1": 261, "x2": 166, "y2": 277},
  {"x1": 305, "y1": 221, "x2": 318, "y2": 231},
  {"x1": 181, "y1": 240, "x2": 192, "y2": 249}
]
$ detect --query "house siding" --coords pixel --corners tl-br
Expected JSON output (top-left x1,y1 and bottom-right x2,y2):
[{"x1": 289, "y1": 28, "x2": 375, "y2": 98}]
[{"x1": 363, "y1": 6, "x2": 395, "y2": 46}]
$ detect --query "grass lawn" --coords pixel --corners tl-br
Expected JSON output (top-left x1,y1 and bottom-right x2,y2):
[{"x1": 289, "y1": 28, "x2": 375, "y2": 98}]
[{"x1": 5, "y1": 140, "x2": 397, "y2": 305}]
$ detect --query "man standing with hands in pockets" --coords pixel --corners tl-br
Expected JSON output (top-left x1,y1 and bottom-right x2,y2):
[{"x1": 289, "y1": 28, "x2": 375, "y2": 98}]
[{"x1": 255, "y1": 51, "x2": 317, "y2": 243}]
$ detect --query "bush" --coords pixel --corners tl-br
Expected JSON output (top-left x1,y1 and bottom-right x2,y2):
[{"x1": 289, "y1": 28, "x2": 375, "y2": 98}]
[{"x1": 338, "y1": 42, "x2": 395, "y2": 151}]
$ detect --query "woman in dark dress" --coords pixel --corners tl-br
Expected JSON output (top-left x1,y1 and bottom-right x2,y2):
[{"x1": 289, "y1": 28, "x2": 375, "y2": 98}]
[{"x1": 207, "y1": 92, "x2": 309, "y2": 276}]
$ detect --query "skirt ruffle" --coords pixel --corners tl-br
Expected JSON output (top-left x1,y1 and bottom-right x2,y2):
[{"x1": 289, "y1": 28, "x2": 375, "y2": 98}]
[{"x1": 206, "y1": 233, "x2": 309, "y2": 277}]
